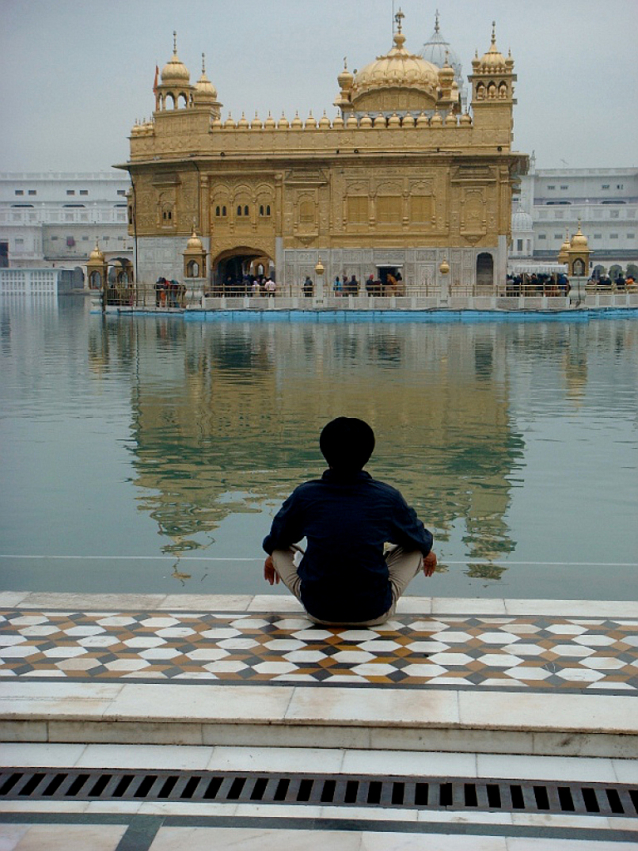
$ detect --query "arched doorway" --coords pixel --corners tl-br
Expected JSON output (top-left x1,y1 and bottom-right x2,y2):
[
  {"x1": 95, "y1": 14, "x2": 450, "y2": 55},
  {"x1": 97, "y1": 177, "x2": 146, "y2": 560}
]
[
  {"x1": 476, "y1": 252, "x2": 494, "y2": 291},
  {"x1": 212, "y1": 246, "x2": 275, "y2": 295}
]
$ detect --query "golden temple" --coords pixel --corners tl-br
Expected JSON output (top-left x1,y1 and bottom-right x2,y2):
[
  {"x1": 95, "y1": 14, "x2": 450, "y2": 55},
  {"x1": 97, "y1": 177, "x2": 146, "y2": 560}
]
[{"x1": 120, "y1": 13, "x2": 528, "y2": 295}]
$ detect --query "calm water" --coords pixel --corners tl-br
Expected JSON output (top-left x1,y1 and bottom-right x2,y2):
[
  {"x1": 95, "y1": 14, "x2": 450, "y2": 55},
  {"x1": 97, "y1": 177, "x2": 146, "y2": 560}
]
[{"x1": 1, "y1": 297, "x2": 637, "y2": 600}]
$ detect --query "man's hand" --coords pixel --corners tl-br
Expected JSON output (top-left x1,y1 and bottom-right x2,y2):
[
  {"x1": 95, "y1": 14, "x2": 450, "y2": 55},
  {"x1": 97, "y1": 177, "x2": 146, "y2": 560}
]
[
  {"x1": 264, "y1": 555, "x2": 280, "y2": 585},
  {"x1": 423, "y1": 551, "x2": 437, "y2": 577}
]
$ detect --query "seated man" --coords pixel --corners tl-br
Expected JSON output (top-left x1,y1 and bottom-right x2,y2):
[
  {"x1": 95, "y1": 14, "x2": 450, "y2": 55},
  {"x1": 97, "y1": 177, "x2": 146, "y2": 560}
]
[{"x1": 262, "y1": 417, "x2": 436, "y2": 626}]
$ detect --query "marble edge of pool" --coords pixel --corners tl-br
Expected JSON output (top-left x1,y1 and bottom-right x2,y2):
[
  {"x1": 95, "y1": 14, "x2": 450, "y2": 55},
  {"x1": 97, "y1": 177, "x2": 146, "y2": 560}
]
[{"x1": 0, "y1": 591, "x2": 637, "y2": 618}]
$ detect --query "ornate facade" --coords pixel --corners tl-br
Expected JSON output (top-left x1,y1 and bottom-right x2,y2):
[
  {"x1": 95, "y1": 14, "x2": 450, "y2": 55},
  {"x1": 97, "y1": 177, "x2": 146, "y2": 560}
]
[{"x1": 121, "y1": 15, "x2": 528, "y2": 295}]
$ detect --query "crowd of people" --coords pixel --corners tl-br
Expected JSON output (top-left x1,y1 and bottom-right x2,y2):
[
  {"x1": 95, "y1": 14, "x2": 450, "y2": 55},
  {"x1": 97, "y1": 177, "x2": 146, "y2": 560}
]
[
  {"x1": 154, "y1": 277, "x2": 186, "y2": 307},
  {"x1": 333, "y1": 273, "x2": 406, "y2": 297},
  {"x1": 505, "y1": 273, "x2": 571, "y2": 296},
  {"x1": 205, "y1": 274, "x2": 278, "y2": 298},
  {"x1": 589, "y1": 273, "x2": 636, "y2": 291}
]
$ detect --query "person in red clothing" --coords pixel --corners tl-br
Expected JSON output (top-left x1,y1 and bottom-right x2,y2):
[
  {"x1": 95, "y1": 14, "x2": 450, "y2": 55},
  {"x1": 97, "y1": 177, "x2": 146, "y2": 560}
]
[{"x1": 263, "y1": 417, "x2": 437, "y2": 626}]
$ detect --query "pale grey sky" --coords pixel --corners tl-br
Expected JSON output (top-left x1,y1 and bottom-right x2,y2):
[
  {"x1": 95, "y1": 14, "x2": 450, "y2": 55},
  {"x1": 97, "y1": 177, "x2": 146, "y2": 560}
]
[{"x1": 2, "y1": 0, "x2": 636, "y2": 174}]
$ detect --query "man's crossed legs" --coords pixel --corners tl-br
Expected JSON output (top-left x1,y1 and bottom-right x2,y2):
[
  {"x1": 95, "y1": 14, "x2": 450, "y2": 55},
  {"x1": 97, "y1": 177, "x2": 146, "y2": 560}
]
[{"x1": 270, "y1": 545, "x2": 431, "y2": 627}]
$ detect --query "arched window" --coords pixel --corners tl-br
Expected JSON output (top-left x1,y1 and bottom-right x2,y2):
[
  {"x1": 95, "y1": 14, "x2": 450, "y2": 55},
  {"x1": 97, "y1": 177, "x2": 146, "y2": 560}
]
[
  {"x1": 187, "y1": 260, "x2": 200, "y2": 278},
  {"x1": 222, "y1": 205, "x2": 227, "y2": 216},
  {"x1": 215, "y1": 206, "x2": 221, "y2": 217},
  {"x1": 89, "y1": 271, "x2": 102, "y2": 289},
  {"x1": 237, "y1": 205, "x2": 242, "y2": 216},
  {"x1": 244, "y1": 205, "x2": 249, "y2": 216}
]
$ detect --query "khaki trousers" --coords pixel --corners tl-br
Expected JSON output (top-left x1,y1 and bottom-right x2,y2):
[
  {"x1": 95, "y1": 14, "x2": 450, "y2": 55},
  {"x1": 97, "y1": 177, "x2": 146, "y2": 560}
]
[{"x1": 271, "y1": 545, "x2": 423, "y2": 627}]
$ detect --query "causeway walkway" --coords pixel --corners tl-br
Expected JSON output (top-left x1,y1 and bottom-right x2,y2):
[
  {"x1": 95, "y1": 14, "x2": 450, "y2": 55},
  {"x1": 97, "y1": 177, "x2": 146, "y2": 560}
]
[{"x1": 0, "y1": 591, "x2": 636, "y2": 849}]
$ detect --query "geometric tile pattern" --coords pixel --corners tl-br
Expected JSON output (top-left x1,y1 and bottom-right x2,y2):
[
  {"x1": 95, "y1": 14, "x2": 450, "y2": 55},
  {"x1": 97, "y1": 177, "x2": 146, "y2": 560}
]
[{"x1": 0, "y1": 609, "x2": 636, "y2": 694}]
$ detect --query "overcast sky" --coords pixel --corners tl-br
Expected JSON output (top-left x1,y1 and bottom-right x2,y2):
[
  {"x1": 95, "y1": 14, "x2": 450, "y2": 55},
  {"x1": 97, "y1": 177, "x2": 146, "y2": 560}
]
[{"x1": 2, "y1": 0, "x2": 636, "y2": 175}]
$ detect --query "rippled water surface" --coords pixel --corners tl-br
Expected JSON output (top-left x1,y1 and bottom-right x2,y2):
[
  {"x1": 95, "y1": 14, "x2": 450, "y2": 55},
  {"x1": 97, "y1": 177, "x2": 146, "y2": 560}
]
[{"x1": 1, "y1": 297, "x2": 636, "y2": 599}]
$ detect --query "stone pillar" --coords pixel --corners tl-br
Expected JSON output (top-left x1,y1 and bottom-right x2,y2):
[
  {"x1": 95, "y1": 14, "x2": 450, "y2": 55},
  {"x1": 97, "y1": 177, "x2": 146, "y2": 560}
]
[{"x1": 314, "y1": 257, "x2": 325, "y2": 304}]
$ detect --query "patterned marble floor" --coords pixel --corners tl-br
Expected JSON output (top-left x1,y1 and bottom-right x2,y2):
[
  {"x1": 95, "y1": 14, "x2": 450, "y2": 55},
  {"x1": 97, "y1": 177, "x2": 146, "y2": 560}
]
[{"x1": 1, "y1": 609, "x2": 636, "y2": 694}]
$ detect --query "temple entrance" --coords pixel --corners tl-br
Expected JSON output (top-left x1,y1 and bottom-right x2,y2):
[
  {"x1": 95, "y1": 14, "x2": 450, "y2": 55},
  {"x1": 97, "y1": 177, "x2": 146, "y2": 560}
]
[
  {"x1": 211, "y1": 246, "x2": 275, "y2": 295},
  {"x1": 376, "y1": 265, "x2": 405, "y2": 296},
  {"x1": 476, "y1": 252, "x2": 494, "y2": 291}
]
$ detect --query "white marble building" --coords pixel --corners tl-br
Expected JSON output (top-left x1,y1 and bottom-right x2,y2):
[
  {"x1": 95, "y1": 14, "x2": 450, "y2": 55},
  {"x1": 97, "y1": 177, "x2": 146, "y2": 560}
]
[
  {"x1": 0, "y1": 172, "x2": 132, "y2": 273},
  {"x1": 511, "y1": 160, "x2": 638, "y2": 278}
]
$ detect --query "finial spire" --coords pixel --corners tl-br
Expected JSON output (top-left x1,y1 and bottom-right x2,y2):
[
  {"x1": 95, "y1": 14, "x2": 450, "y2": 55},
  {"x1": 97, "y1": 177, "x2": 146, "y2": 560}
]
[
  {"x1": 173, "y1": 30, "x2": 177, "y2": 54},
  {"x1": 395, "y1": 7, "x2": 404, "y2": 33},
  {"x1": 491, "y1": 21, "x2": 496, "y2": 45},
  {"x1": 435, "y1": 9, "x2": 440, "y2": 33},
  {"x1": 201, "y1": 53, "x2": 206, "y2": 74},
  {"x1": 343, "y1": 56, "x2": 348, "y2": 70}
]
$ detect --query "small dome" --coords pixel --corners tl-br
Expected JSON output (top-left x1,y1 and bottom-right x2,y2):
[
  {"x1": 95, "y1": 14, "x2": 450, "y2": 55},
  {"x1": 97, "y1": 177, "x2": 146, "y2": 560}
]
[
  {"x1": 346, "y1": 113, "x2": 358, "y2": 128},
  {"x1": 438, "y1": 60, "x2": 455, "y2": 88},
  {"x1": 186, "y1": 230, "x2": 203, "y2": 251},
  {"x1": 89, "y1": 242, "x2": 105, "y2": 262},
  {"x1": 277, "y1": 112, "x2": 289, "y2": 129},
  {"x1": 360, "y1": 113, "x2": 373, "y2": 128},
  {"x1": 193, "y1": 55, "x2": 217, "y2": 104},
  {"x1": 570, "y1": 223, "x2": 589, "y2": 248},
  {"x1": 237, "y1": 112, "x2": 249, "y2": 129},
  {"x1": 373, "y1": 113, "x2": 387, "y2": 128},
  {"x1": 512, "y1": 205, "x2": 533, "y2": 232},
  {"x1": 445, "y1": 111, "x2": 457, "y2": 126},
  {"x1": 251, "y1": 112, "x2": 263, "y2": 130},
  {"x1": 305, "y1": 112, "x2": 317, "y2": 129},
  {"x1": 332, "y1": 113, "x2": 344, "y2": 129},
  {"x1": 264, "y1": 112, "x2": 276, "y2": 129},
  {"x1": 161, "y1": 33, "x2": 190, "y2": 85},
  {"x1": 420, "y1": 12, "x2": 465, "y2": 95},
  {"x1": 291, "y1": 111, "x2": 303, "y2": 130},
  {"x1": 416, "y1": 112, "x2": 429, "y2": 127},
  {"x1": 402, "y1": 113, "x2": 415, "y2": 127},
  {"x1": 318, "y1": 111, "x2": 331, "y2": 129},
  {"x1": 477, "y1": 23, "x2": 507, "y2": 71},
  {"x1": 224, "y1": 113, "x2": 236, "y2": 129},
  {"x1": 388, "y1": 112, "x2": 401, "y2": 128},
  {"x1": 211, "y1": 115, "x2": 223, "y2": 130},
  {"x1": 430, "y1": 110, "x2": 443, "y2": 126},
  {"x1": 459, "y1": 111, "x2": 472, "y2": 125},
  {"x1": 337, "y1": 59, "x2": 354, "y2": 90}
]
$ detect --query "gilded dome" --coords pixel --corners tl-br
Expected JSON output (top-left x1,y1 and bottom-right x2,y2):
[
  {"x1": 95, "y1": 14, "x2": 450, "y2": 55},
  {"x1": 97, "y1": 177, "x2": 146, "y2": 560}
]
[
  {"x1": 89, "y1": 242, "x2": 105, "y2": 262},
  {"x1": 186, "y1": 231, "x2": 203, "y2": 252},
  {"x1": 475, "y1": 23, "x2": 507, "y2": 72},
  {"x1": 161, "y1": 34, "x2": 190, "y2": 85},
  {"x1": 193, "y1": 56, "x2": 217, "y2": 103},
  {"x1": 570, "y1": 223, "x2": 589, "y2": 248},
  {"x1": 350, "y1": 21, "x2": 440, "y2": 113}
]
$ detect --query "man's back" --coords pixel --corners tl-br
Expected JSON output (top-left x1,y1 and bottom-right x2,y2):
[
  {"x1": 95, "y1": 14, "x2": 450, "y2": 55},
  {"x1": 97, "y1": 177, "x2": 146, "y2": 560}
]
[{"x1": 263, "y1": 468, "x2": 432, "y2": 622}]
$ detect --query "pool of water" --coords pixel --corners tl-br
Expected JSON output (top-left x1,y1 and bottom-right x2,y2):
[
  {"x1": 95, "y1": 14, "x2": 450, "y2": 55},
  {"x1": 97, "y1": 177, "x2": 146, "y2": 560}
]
[{"x1": 1, "y1": 296, "x2": 636, "y2": 599}]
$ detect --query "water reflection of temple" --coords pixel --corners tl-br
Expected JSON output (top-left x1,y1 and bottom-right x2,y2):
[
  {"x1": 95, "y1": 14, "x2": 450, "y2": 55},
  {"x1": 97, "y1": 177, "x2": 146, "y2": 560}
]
[{"x1": 88, "y1": 318, "x2": 532, "y2": 571}]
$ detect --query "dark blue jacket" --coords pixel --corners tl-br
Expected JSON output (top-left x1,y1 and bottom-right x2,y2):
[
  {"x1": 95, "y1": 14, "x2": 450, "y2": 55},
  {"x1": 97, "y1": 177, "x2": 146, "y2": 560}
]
[{"x1": 263, "y1": 469, "x2": 433, "y2": 622}]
